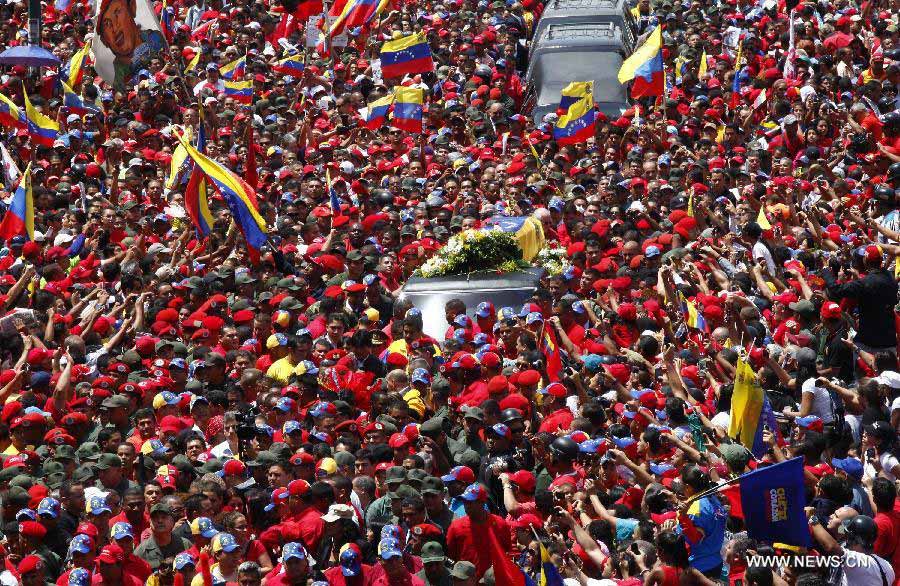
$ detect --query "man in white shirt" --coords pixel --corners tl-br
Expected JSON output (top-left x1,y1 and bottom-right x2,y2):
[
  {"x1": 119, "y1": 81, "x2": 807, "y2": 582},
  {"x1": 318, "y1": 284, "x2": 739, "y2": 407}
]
[{"x1": 808, "y1": 513, "x2": 895, "y2": 586}]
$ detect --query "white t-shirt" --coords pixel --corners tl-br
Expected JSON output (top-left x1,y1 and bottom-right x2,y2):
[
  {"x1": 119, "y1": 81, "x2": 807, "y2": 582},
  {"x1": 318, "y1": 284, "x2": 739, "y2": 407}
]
[
  {"x1": 801, "y1": 378, "x2": 835, "y2": 424},
  {"x1": 864, "y1": 451, "x2": 900, "y2": 482},
  {"x1": 840, "y1": 550, "x2": 894, "y2": 586},
  {"x1": 710, "y1": 411, "x2": 731, "y2": 431},
  {"x1": 752, "y1": 241, "x2": 776, "y2": 274}
]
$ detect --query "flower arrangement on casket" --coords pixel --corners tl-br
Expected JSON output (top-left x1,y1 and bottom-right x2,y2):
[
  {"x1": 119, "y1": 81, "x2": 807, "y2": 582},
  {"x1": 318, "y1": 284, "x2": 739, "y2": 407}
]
[
  {"x1": 535, "y1": 244, "x2": 571, "y2": 277},
  {"x1": 416, "y1": 228, "x2": 530, "y2": 278}
]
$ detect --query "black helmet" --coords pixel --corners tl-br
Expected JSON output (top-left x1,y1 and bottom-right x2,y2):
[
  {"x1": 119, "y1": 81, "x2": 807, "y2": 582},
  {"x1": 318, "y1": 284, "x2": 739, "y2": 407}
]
[
  {"x1": 844, "y1": 515, "x2": 878, "y2": 549},
  {"x1": 873, "y1": 184, "x2": 895, "y2": 202},
  {"x1": 500, "y1": 408, "x2": 524, "y2": 424},
  {"x1": 889, "y1": 162, "x2": 900, "y2": 185},
  {"x1": 549, "y1": 436, "x2": 579, "y2": 462}
]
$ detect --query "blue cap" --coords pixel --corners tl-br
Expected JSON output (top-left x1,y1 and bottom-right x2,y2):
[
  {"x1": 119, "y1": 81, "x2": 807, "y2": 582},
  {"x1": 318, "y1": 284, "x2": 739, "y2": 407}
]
[
  {"x1": 111, "y1": 522, "x2": 134, "y2": 541},
  {"x1": 363, "y1": 274, "x2": 379, "y2": 286},
  {"x1": 612, "y1": 437, "x2": 636, "y2": 449},
  {"x1": 69, "y1": 534, "x2": 93, "y2": 555},
  {"x1": 473, "y1": 333, "x2": 489, "y2": 346},
  {"x1": 548, "y1": 197, "x2": 564, "y2": 211},
  {"x1": 649, "y1": 463, "x2": 676, "y2": 476},
  {"x1": 190, "y1": 516, "x2": 218, "y2": 539},
  {"x1": 582, "y1": 354, "x2": 603, "y2": 373},
  {"x1": 88, "y1": 495, "x2": 111, "y2": 515},
  {"x1": 174, "y1": 553, "x2": 196, "y2": 570},
  {"x1": 579, "y1": 439, "x2": 608, "y2": 454},
  {"x1": 475, "y1": 302, "x2": 493, "y2": 318},
  {"x1": 453, "y1": 314, "x2": 472, "y2": 328},
  {"x1": 15, "y1": 508, "x2": 36, "y2": 521},
  {"x1": 158, "y1": 391, "x2": 180, "y2": 405},
  {"x1": 525, "y1": 311, "x2": 543, "y2": 325},
  {"x1": 169, "y1": 358, "x2": 187, "y2": 370},
  {"x1": 213, "y1": 533, "x2": 240, "y2": 553},
  {"x1": 459, "y1": 483, "x2": 489, "y2": 502},
  {"x1": 283, "y1": 420, "x2": 303, "y2": 435},
  {"x1": 832, "y1": 457, "x2": 864, "y2": 480},
  {"x1": 380, "y1": 524, "x2": 401, "y2": 541},
  {"x1": 37, "y1": 497, "x2": 60, "y2": 519},
  {"x1": 282, "y1": 542, "x2": 307, "y2": 561},
  {"x1": 405, "y1": 307, "x2": 422, "y2": 318},
  {"x1": 412, "y1": 368, "x2": 431, "y2": 385},
  {"x1": 571, "y1": 301, "x2": 585, "y2": 314},
  {"x1": 275, "y1": 397, "x2": 294, "y2": 412},
  {"x1": 339, "y1": 545, "x2": 361, "y2": 576},
  {"x1": 255, "y1": 424, "x2": 274, "y2": 437},
  {"x1": 68, "y1": 568, "x2": 90, "y2": 586},
  {"x1": 379, "y1": 538, "x2": 403, "y2": 560}
]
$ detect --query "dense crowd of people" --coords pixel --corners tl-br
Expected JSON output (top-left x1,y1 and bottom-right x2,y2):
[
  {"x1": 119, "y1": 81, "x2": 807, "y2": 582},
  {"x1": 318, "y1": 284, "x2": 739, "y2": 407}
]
[{"x1": 0, "y1": 0, "x2": 899, "y2": 584}]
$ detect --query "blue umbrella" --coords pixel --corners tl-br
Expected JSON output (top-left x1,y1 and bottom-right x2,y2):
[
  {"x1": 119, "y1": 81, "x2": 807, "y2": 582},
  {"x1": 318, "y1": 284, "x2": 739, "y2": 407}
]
[{"x1": 0, "y1": 45, "x2": 61, "y2": 68}]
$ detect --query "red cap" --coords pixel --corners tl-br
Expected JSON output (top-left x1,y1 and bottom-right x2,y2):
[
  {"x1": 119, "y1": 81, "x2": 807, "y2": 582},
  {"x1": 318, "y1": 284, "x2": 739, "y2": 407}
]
[
  {"x1": 18, "y1": 555, "x2": 43, "y2": 575},
  {"x1": 287, "y1": 479, "x2": 310, "y2": 496},
  {"x1": 97, "y1": 544, "x2": 125, "y2": 564},
  {"x1": 507, "y1": 470, "x2": 536, "y2": 493}
]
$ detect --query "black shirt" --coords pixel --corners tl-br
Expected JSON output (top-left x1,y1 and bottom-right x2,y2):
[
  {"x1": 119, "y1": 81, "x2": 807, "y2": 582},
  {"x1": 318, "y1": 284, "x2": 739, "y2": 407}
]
[{"x1": 823, "y1": 268, "x2": 898, "y2": 349}]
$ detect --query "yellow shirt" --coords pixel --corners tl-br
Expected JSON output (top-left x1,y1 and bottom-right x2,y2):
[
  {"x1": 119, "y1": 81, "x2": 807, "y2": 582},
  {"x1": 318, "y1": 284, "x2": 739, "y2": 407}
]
[{"x1": 266, "y1": 356, "x2": 297, "y2": 384}]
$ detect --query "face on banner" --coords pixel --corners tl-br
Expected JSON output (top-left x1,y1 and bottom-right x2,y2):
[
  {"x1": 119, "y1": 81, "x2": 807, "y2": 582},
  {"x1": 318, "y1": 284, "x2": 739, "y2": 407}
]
[{"x1": 93, "y1": 0, "x2": 167, "y2": 89}]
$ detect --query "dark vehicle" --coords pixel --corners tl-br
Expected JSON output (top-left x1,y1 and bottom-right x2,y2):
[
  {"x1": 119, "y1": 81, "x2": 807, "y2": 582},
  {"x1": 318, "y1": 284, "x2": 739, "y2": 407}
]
[
  {"x1": 531, "y1": 0, "x2": 637, "y2": 56},
  {"x1": 525, "y1": 21, "x2": 633, "y2": 125},
  {"x1": 398, "y1": 268, "x2": 545, "y2": 339}
]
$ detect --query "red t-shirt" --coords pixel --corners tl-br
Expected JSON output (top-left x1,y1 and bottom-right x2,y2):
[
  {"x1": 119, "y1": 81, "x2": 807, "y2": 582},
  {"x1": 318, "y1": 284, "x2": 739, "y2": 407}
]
[
  {"x1": 874, "y1": 508, "x2": 900, "y2": 578},
  {"x1": 322, "y1": 564, "x2": 377, "y2": 585},
  {"x1": 446, "y1": 514, "x2": 511, "y2": 578}
]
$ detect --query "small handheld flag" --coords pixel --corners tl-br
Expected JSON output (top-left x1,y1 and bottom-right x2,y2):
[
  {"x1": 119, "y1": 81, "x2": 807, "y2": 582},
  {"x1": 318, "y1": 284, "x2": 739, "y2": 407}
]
[
  {"x1": 219, "y1": 55, "x2": 246, "y2": 80},
  {"x1": 553, "y1": 94, "x2": 596, "y2": 145},
  {"x1": 559, "y1": 81, "x2": 592, "y2": 111},
  {"x1": 273, "y1": 55, "x2": 305, "y2": 76},
  {"x1": 391, "y1": 87, "x2": 424, "y2": 133},
  {"x1": 756, "y1": 206, "x2": 772, "y2": 230},
  {"x1": 380, "y1": 32, "x2": 434, "y2": 79},
  {"x1": 618, "y1": 26, "x2": 664, "y2": 98},
  {"x1": 0, "y1": 93, "x2": 26, "y2": 130},
  {"x1": 223, "y1": 79, "x2": 253, "y2": 104},
  {"x1": 361, "y1": 93, "x2": 393, "y2": 130},
  {"x1": 0, "y1": 162, "x2": 34, "y2": 241},
  {"x1": 23, "y1": 86, "x2": 60, "y2": 147}
]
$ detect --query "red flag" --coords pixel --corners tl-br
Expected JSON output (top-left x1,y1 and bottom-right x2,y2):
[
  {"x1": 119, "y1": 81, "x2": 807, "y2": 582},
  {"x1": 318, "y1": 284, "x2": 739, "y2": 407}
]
[
  {"x1": 244, "y1": 126, "x2": 258, "y2": 189},
  {"x1": 487, "y1": 526, "x2": 527, "y2": 586},
  {"x1": 541, "y1": 326, "x2": 564, "y2": 382},
  {"x1": 199, "y1": 551, "x2": 213, "y2": 586}
]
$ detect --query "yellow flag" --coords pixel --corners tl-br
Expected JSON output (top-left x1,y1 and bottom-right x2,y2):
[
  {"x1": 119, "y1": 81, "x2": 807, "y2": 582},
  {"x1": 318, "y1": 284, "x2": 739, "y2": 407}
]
[
  {"x1": 895, "y1": 256, "x2": 900, "y2": 279},
  {"x1": 729, "y1": 358, "x2": 764, "y2": 450},
  {"x1": 757, "y1": 206, "x2": 772, "y2": 230},
  {"x1": 716, "y1": 125, "x2": 725, "y2": 143},
  {"x1": 687, "y1": 190, "x2": 694, "y2": 217},
  {"x1": 698, "y1": 49, "x2": 708, "y2": 78},
  {"x1": 185, "y1": 49, "x2": 202, "y2": 73}
]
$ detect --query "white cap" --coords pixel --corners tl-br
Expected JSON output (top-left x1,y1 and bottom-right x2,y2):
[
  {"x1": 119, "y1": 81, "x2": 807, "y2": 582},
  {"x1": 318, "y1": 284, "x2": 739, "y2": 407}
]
[{"x1": 339, "y1": 161, "x2": 355, "y2": 175}]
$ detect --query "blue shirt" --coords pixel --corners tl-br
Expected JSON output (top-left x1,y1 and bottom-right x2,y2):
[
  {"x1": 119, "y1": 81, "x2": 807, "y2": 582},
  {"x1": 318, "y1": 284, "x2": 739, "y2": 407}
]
[{"x1": 685, "y1": 495, "x2": 727, "y2": 572}]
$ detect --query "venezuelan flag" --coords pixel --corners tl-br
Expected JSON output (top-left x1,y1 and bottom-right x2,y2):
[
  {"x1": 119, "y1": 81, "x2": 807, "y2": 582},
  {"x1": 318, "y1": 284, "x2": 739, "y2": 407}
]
[
  {"x1": 729, "y1": 358, "x2": 778, "y2": 457},
  {"x1": 679, "y1": 292, "x2": 708, "y2": 331},
  {"x1": 0, "y1": 162, "x2": 33, "y2": 241},
  {"x1": 361, "y1": 93, "x2": 393, "y2": 130},
  {"x1": 481, "y1": 216, "x2": 545, "y2": 262},
  {"x1": 61, "y1": 81, "x2": 101, "y2": 117},
  {"x1": 23, "y1": 87, "x2": 59, "y2": 147},
  {"x1": 185, "y1": 49, "x2": 202, "y2": 73},
  {"x1": 63, "y1": 42, "x2": 91, "y2": 89},
  {"x1": 380, "y1": 32, "x2": 434, "y2": 79},
  {"x1": 538, "y1": 543, "x2": 565, "y2": 586},
  {"x1": 0, "y1": 93, "x2": 26, "y2": 130},
  {"x1": 330, "y1": 0, "x2": 378, "y2": 36},
  {"x1": 224, "y1": 79, "x2": 253, "y2": 104},
  {"x1": 618, "y1": 26, "x2": 664, "y2": 98},
  {"x1": 160, "y1": 0, "x2": 175, "y2": 43},
  {"x1": 552, "y1": 95, "x2": 596, "y2": 145},
  {"x1": 558, "y1": 81, "x2": 592, "y2": 111},
  {"x1": 184, "y1": 106, "x2": 213, "y2": 237},
  {"x1": 541, "y1": 324, "x2": 563, "y2": 382},
  {"x1": 391, "y1": 87, "x2": 423, "y2": 133},
  {"x1": 273, "y1": 55, "x2": 305, "y2": 76},
  {"x1": 364, "y1": 0, "x2": 391, "y2": 25},
  {"x1": 219, "y1": 55, "x2": 246, "y2": 80},
  {"x1": 326, "y1": 169, "x2": 341, "y2": 214},
  {"x1": 175, "y1": 135, "x2": 267, "y2": 261}
]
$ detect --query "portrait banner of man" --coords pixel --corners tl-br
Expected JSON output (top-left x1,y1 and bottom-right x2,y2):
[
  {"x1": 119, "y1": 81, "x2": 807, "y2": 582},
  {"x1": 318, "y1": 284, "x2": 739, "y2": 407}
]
[{"x1": 92, "y1": 0, "x2": 167, "y2": 90}]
